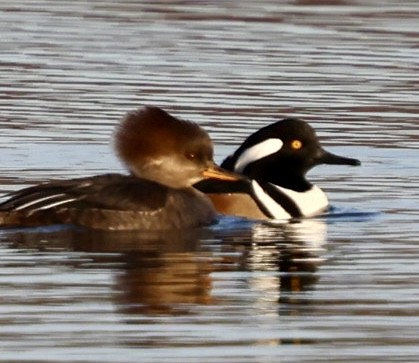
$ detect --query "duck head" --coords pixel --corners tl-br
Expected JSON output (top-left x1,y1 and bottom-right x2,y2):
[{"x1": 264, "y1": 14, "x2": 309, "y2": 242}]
[
  {"x1": 222, "y1": 118, "x2": 360, "y2": 191},
  {"x1": 115, "y1": 106, "x2": 239, "y2": 189}
]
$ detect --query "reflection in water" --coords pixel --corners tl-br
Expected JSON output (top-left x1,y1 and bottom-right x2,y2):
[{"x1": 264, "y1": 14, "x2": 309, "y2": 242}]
[
  {"x1": 0, "y1": 0, "x2": 418, "y2": 359},
  {"x1": 116, "y1": 251, "x2": 213, "y2": 315},
  {"x1": 1, "y1": 218, "x2": 326, "y2": 317},
  {"x1": 215, "y1": 219, "x2": 326, "y2": 314},
  {"x1": 253, "y1": 220, "x2": 325, "y2": 291},
  {"x1": 0, "y1": 0, "x2": 417, "y2": 360}
]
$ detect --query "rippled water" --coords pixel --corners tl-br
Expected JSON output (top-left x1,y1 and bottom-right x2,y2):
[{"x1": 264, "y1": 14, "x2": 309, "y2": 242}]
[{"x1": 1, "y1": 0, "x2": 418, "y2": 362}]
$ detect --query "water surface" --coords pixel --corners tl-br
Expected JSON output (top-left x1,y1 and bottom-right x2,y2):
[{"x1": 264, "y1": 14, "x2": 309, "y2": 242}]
[{"x1": 0, "y1": 0, "x2": 418, "y2": 362}]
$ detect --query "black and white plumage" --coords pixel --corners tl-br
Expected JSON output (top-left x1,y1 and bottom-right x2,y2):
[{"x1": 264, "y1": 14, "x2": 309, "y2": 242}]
[{"x1": 196, "y1": 118, "x2": 360, "y2": 220}]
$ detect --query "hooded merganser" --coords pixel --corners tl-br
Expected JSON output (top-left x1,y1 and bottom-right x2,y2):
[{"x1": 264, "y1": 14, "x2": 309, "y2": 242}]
[
  {"x1": 195, "y1": 118, "x2": 360, "y2": 220},
  {"x1": 0, "y1": 106, "x2": 240, "y2": 230}
]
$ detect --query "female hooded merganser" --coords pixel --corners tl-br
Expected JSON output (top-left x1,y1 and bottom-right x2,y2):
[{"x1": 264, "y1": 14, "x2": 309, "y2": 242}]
[
  {"x1": 0, "y1": 106, "x2": 239, "y2": 230},
  {"x1": 195, "y1": 118, "x2": 360, "y2": 220}
]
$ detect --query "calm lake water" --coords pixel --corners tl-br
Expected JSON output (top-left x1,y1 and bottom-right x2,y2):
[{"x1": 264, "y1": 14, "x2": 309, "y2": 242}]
[{"x1": 1, "y1": 0, "x2": 419, "y2": 362}]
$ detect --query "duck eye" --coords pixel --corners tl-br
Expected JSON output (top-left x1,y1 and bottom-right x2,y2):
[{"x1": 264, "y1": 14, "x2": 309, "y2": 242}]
[
  {"x1": 291, "y1": 140, "x2": 303, "y2": 150},
  {"x1": 185, "y1": 152, "x2": 196, "y2": 160}
]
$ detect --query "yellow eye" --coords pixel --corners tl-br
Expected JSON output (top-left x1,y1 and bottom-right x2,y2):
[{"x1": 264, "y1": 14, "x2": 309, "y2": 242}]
[{"x1": 291, "y1": 140, "x2": 303, "y2": 150}]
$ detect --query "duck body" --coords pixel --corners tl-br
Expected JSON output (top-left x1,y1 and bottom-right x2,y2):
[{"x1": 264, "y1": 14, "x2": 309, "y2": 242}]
[
  {"x1": 0, "y1": 174, "x2": 216, "y2": 230},
  {"x1": 201, "y1": 179, "x2": 328, "y2": 220},
  {"x1": 196, "y1": 118, "x2": 360, "y2": 220},
  {"x1": 0, "y1": 107, "x2": 239, "y2": 230}
]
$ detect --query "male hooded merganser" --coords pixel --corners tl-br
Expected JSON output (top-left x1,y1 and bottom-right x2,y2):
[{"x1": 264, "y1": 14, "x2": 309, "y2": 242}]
[
  {"x1": 0, "y1": 106, "x2": 239, "y2": 230},
  {"x1": 195, "y1": 118, "x2": 360, "y2": 220}
]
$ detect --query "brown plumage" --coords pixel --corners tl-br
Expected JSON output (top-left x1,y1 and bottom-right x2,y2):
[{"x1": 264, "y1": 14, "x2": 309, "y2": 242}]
[
  {"x1": 0, "y1": 106, "x2": 239, "y2": 230},
  {"x1": 115, "y1": 106, "x2": 214, "y2": 188},
  {"x1": 207, "y1": 193, "x2": 267, "y2": 220}
]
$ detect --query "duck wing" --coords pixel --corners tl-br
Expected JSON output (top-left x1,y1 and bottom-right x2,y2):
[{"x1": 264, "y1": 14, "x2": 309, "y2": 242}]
[{"x1": 0, "y1": 174, "x2": 167, "y2": 212}]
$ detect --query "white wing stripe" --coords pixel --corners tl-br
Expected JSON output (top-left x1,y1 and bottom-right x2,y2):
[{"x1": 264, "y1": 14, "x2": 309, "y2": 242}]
[
  {"x1": 13, "y1": 193, "x2": 76, "y2": 211},
  {"x1": 37, "y1": 198, "x2": 78, "y2": 210}
]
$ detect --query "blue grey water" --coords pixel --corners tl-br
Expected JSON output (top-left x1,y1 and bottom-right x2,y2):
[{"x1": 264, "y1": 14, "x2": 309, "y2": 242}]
[{"x1": 0, "y1": 0, "x2": 418, "y2": 362}]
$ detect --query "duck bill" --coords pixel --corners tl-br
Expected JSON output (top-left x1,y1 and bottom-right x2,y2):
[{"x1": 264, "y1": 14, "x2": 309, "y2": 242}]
[
  {"x1": 202, "y1": 164, "x2": 241, "y2": 181},
  {"x1": 318, "y1": 149, "x2": 361, "y2": 166}
]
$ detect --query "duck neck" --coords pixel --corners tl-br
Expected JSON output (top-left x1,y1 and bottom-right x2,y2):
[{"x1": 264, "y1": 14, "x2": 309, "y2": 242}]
[
  {"x1": 240, "y1": 161, "x2": 313, "y2": 192},
  {"x1": 268, "y1": 173, "x2": 312, "y2": 192}
]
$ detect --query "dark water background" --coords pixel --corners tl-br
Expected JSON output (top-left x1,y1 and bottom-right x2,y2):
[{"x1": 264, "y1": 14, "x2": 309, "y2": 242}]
[{"x1": 0, "y1": 1, "x2": 418, "y2": 362}]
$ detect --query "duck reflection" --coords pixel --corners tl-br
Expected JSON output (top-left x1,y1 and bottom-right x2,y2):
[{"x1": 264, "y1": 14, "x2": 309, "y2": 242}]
[
  {"x1": 1, "y1": 227, "x2": 215, "y2": 315},
  {"x1": 115, "y1": 250, "x2": 214, "y2": 315},
  {"x1": 0, "y1": 217, "x2": 327, "y2": 316},
  {"x1": 215, "y1": 218, "x2": 326, "y2": 309}
]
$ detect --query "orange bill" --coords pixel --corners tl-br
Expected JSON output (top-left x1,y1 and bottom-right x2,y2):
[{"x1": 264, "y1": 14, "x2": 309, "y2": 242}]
[{"x1": 202, "y1": 165, "x2": 241, "y2": 181}]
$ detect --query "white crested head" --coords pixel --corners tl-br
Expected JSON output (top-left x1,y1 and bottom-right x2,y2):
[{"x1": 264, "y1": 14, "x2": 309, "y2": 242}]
[{"x1": 234, "y1": 138, "x2": 283, "y2": 173}]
